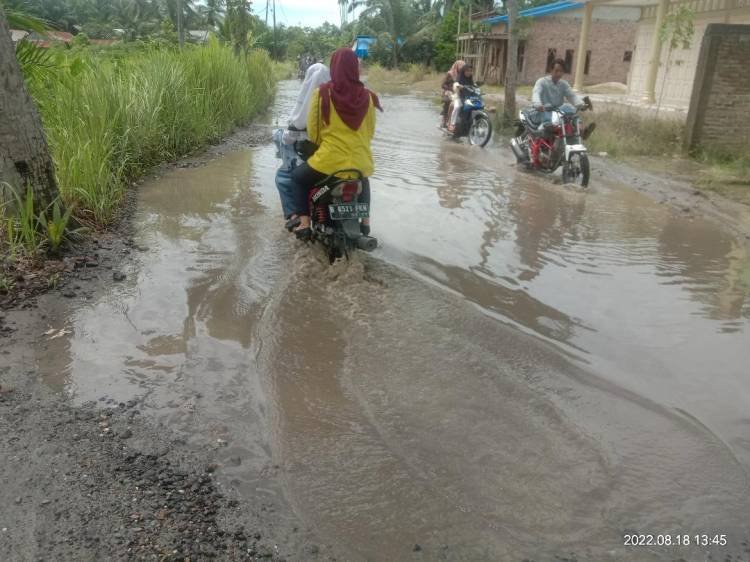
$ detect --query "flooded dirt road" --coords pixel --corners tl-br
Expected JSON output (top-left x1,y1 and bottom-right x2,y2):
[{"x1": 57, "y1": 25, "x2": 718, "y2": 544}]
[{"x1": 28, "y1": 81, "x2": 750, "y2": 560}]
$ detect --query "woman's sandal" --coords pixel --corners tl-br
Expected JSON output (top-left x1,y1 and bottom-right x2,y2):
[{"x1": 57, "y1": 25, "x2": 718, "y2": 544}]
[{"x1": 285, "y1": 216, "x2": 301, "y2": 232}]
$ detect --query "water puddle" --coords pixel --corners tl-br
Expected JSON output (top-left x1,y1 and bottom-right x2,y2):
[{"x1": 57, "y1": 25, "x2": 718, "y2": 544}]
[{"x1": 31, "y1": 81, "x2": 750, "y2": 560}]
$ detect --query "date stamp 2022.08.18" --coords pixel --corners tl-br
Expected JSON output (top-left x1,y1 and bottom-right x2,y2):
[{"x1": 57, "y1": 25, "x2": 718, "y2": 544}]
[{"x1": 623, "y1": 533, "x2": 728, "y2": 547}]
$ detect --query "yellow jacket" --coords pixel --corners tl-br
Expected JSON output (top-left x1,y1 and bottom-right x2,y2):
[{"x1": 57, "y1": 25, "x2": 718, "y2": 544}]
[{"x1": 306, "y1": 89, "x2": 376, "y2": 178}]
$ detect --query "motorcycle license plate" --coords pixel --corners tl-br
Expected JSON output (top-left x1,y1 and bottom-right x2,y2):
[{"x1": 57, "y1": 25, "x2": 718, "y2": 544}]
[{"x1": 329, "y1": 203, "x2": 369, "y2": 220}]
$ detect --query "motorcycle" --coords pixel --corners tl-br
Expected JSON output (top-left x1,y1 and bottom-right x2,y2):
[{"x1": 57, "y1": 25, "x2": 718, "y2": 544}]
[
  {"x1": 510, "y1": 96, "x2": 594, "y2": 187},
  {"x1": 307, "y1": 169, "x2": 378, "y2": 264},
  {"x1": 446, "y1": 84, "x2": 493, "y2": 147}
]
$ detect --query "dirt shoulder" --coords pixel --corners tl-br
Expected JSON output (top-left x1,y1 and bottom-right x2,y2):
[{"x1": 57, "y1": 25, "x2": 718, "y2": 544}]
[
  {"x1": 0, "y1": 123, "x2": 330, "y2": 562},
  {"x1": 593, "y1": 155, "x2": 750, "y2": 243}
]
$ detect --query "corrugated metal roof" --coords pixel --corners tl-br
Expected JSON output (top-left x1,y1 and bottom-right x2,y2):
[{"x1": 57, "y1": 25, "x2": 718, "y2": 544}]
[{"x1": 482, "y1": 1, "x2": 585, "y2": 25}]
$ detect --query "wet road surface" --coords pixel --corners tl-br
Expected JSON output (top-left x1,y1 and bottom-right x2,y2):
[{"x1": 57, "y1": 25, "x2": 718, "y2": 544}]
[{"x1": 35, "y1": 81, "x2": 750, "y2": 560}]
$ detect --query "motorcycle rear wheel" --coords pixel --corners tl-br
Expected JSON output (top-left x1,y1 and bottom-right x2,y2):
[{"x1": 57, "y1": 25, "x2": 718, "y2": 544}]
[
  {"x1": 563, "y1": 153, "x2": 590, "y2": 187},
  {"x1": 469, "y1": 115, "x2": 493, "y2": 148}
]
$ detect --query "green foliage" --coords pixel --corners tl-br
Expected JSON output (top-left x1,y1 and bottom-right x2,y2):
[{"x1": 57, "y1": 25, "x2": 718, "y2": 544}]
[
  {"x1": 38, "y1": 199, "x2": 80, "y2": 253},
  {"x1": 225, "y1": 0, "x2": 251, "y2": 55},
  {"x1": 14, "y1": 39, "x2": 60, "y2": 82},
  {"x1": 0, "y1": 273, "x2": 14, "y2": 293},
  {"x1": 1, "y1": 183, "x2": 83, "y2": 256},
  {"x1": 27, "y1": 42, "x2": 276, "y2": 224},
  {"x1": 659, "y1": 6, "x2": 695, "y2": 50},
  {"x1": 434, "y1": 6, "x2": 459, "y2": 72},
  {"x1": 71, "y1": 31, "x2": 90, "y2": 47},
  {"x1": 2, "y1": 184, "x2": 42, "y2": 257}
]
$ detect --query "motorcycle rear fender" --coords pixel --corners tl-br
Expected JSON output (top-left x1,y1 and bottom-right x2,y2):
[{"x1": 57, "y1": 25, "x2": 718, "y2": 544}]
[
  {"x1": 472, "y1": 110, "x2": 489, "y2": 121},
  {"x1": 565, "y1": 144, "x2": 587, "y2": 160}
]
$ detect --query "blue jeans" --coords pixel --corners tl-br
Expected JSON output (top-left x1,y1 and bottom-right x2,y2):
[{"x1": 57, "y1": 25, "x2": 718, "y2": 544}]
[
  {"x1": 274, "y1": 166, "x2": 299, "y2": 219},
  {"x1": 273, "y1": 133, "x2": 304, "y2": 219}
]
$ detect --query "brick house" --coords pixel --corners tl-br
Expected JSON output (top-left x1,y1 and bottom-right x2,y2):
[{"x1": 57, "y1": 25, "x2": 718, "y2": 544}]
[
  {"x1": 457, "y1": 1, "x2": 639, "y2": 86},
  {"x1": 529, "y1": 0, "x2": 750, "y2": 107}
]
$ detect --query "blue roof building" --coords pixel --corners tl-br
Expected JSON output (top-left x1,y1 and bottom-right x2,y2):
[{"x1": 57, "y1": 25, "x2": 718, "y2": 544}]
[{"x1": 456, "y1": 1, "x2": 638, "y2": 87}]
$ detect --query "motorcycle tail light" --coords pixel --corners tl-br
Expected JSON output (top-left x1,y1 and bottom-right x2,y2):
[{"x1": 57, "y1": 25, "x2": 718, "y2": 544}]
[
  {"x1": 564, "y1": 123, "x2": 574, "y2": 136},
  {"x1": 341, "y1": 182, "x2": 359, "y2": 202}
]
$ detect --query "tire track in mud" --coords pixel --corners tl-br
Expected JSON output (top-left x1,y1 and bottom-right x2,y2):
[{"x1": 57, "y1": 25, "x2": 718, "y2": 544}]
[{"x1": 253, "y1": 249, "x2": 750, "y2": 562}]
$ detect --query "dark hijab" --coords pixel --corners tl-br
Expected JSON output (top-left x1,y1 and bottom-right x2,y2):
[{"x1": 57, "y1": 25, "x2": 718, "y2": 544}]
[
  {"x1": 319, "y1": 48, "x2": 383, "y2": 130},
  {"x1": 457, "y1": 65, "x2": 475, "y2": 86}
]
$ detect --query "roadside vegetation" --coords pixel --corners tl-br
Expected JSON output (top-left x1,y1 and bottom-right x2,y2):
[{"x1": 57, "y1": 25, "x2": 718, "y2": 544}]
[
  {"x1": 1, "y1": 41, "x2": 278, "y2": 266},
  {"x1": 31, "y1": 41, "x2": 276, "y2": 225}
]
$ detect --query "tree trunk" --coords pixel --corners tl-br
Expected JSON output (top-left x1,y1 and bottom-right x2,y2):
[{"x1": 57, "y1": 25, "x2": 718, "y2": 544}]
[
  {"x1": 0, "y1": 7, "x2": 60, "y2": 212},
  {"x1": 177, "y1": 0, "x2": 185, "y2": 48},
  {"x1": 503, "y1": 0, "x2": 519, "y2": 124}
]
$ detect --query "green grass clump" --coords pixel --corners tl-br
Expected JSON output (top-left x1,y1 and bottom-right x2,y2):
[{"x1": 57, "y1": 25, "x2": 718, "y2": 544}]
[
  {"x1": 585, "y1": 107, "x2": 684, "y2": 158},
  {"x1": 28, "y1": 40, "x2": 277, "y2": 224}
]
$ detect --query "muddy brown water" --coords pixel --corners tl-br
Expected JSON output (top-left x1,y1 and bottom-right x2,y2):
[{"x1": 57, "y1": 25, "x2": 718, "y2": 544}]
[{"x1": 35, "y1": 81, "x2": 750, "y2": 561}]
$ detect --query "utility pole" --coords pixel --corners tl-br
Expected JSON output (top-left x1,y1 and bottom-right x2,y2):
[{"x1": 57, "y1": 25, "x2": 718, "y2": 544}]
[
  {"x1": 272, "y1": 0, "x2": 277, "y2": 60},
  {"x1": 456, "y1": 7, "x2": 461, "y2": 58},
  {"x1": 504, "y1": 0, "x2": 519, "y2": 124},
  {"x1": 177, "y1": 0, "x2": 184, "y2": 48},
  {"x1": 265, "y1": 0, "x2": 268, "y2": 26}
]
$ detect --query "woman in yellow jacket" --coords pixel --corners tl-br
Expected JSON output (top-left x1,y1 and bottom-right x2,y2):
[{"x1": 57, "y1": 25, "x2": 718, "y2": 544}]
[{"x1": 290, "y1": 48, "x2": 382, "y2": 239}]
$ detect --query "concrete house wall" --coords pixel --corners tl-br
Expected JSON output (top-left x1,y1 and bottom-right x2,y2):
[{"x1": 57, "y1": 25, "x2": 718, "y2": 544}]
[{"x1": 627, "y1": 0, "x2": 750, "y2": 107}]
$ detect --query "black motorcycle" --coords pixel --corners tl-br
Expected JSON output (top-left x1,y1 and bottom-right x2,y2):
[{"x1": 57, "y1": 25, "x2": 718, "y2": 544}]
[{"x1": 307, "y1": 169, "x2": 377, "y2": 263}]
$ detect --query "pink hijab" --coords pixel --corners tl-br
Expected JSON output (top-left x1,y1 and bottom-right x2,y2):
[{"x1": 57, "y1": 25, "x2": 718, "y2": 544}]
[{"x1": 449, "y1": 60, "x2": 466, "y2": 81}]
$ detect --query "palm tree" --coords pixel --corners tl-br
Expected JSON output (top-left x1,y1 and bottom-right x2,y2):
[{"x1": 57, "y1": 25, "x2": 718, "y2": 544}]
[
  {"x1": 349, "y1": 0, "x2": 408, "y2": 67},
  {"x1": 199, "y1": 0, "x2": 224, "y2": 30},
  {"x1": 0, "y1": 5, "x2": 61, "y2": 215}
]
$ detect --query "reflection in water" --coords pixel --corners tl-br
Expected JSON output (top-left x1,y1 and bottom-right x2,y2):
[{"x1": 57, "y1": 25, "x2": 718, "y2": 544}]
[
  {"x1": 657, "y1": 218, "x2": 750, "y2": 323},
  {"x1": 29, "y1": 81, "x2": 750, "y2": 561}
]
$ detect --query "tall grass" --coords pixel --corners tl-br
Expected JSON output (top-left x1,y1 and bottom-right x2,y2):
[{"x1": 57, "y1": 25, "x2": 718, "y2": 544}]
[
  {"x1": 28, "y1": 40, "x2": 276, "y2": 224},
  {"x1": 585, "y1": 107, "x2": 684, "y2": 158}
]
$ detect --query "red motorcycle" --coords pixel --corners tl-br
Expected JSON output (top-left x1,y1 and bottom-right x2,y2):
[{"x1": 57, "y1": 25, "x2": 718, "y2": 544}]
[{"x1": 510, "y1": 96, "x2": 594, "y2": 187}]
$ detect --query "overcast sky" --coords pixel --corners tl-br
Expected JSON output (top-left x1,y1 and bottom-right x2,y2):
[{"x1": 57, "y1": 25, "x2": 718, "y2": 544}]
[{"x1": 252, "y1": 0, "x2": 344, "y2": 28}]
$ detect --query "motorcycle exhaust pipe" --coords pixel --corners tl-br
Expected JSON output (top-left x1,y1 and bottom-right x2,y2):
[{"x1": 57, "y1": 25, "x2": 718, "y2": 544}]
[
  {"x1": 510, "y1": 137, "x2": 528, "y2": 162},
  {"x1": 356, "y1": 236, "x2": 378, "y2": 252}
]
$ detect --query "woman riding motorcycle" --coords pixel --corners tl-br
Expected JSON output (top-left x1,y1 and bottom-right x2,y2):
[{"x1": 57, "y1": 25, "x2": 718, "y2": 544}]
[
  {"x1": 273, "y1": 63, "x2": 330, "y2": 230},
  {"x1": 448, "y1": 64, "x2": 475, "y2": 134},
  {"x1": 290, "y1": 48, "x2": 382, "y2": 240},
  {"x1": 440, "y1": 60, "x2": 465, "y2": 129}
]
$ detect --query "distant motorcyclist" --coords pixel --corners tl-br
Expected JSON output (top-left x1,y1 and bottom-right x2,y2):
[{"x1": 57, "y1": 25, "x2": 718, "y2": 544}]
[
  {"x1": 531, "y1": 59, "x2": 595, "y2": 138},
  {"x1": 448, "y1": 64, "x2": 475, "y2": 134},
  {"x1": 440, "y1": 60, "x2": 465, "y2": 129}
]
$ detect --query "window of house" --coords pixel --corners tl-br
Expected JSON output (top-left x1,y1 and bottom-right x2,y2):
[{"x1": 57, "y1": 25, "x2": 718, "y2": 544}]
[
  {"x1": 546, "y1": 49, "x2": 557, "y2": 72},
  {"x1": 623, "y1": 50, "x2": 633, "y2": 62},
  {"x1": 564, "y1": 49, "x2": 574, "y2": 73},
  {"x1": 518, "y1": 42, "x2": 526, "y2": 74},
  {"x1": 584, "y1": 50, "x2": 592, "y2": 75}
]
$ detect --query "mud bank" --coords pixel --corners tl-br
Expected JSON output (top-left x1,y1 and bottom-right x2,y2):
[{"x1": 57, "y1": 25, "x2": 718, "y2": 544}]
[{"x1": 0, "y1": 122, "x2": 333, "y2": 561}]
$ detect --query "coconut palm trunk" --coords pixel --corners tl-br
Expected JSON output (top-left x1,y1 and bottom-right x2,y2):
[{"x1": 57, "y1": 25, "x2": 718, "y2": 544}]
[{"x1": 0, "y1": 6, "x2": 60, "y2": 212}]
